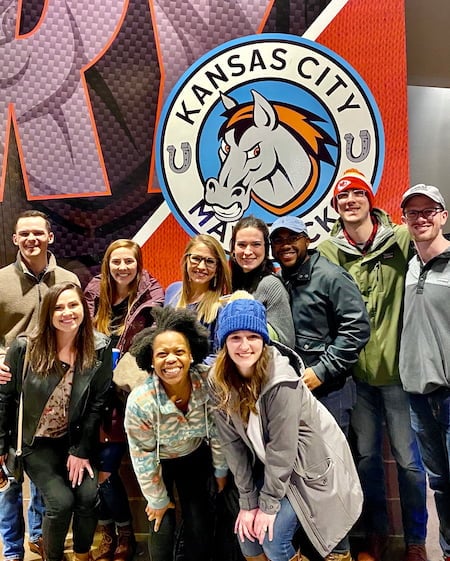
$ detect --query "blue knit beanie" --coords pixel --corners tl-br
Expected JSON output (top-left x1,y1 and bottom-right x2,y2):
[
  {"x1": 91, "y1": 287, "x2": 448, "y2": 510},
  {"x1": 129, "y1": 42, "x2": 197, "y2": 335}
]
[{"x1": 217, "y1": 299, "x2": 270, "y2": 348}]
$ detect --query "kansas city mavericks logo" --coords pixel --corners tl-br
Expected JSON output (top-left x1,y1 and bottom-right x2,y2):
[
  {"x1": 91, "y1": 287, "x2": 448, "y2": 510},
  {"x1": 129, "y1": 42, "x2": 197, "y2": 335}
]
[{"x1": 156, "y1": 34, "x2": 384, "y2": 245}]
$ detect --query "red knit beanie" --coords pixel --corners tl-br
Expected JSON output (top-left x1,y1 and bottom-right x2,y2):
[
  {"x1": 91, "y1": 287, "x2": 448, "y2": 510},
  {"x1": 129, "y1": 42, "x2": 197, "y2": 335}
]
[{"x1": 332, "y1": 169, "x2": 375, "y2": 209}]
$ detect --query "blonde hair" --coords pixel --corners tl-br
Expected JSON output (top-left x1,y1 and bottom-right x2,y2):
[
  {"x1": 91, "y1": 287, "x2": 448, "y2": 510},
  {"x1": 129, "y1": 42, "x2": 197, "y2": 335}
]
[
  {"x1": 94, "y1": 239, "x2": 143, "y2": 335},
  {"x1": 210, "y1": 344, "x2": 271, "y2": 423},
  {"x1": 178, "y1": 234, "x2": 231, "y2": 324}
]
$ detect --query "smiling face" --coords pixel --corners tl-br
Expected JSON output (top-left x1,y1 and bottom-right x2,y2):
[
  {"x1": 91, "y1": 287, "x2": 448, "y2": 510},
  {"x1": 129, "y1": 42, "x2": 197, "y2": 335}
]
[
  {"x1": 109, "y1": 247, "x2": 138, "y2": 289},
  {"x1": 402, "y1": 194, "x2": 448, "y2": 243},
  {"x1": 233, "y1": 226, "x2": 266, "y2": 272},
  {"x1": 52, "y1": 289, "x2": 84, "y2": 335},
  {"x1": 335, "y1": 188, "x2": 372, "y2": 227},
  {"x1": 226, "y1": 330, "x2": 264, "y2": 378},
  {"x1": 271, "y1": 228, "x2": 310, "y2": 269},
  {"x1": 13, "y1": 216, "x2": 54, "y2": 269},
  {"x1": 185, "y1": 242, "x2": 217, "y2": 287},
  {"x1": 152, "y1": 330, "x2": 193, "y2": 390}
]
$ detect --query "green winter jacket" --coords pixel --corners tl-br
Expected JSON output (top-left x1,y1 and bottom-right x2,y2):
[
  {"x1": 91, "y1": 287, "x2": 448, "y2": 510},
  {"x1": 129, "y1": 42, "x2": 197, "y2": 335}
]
[{"x1": 318, "y1": 209, "x2": 412, "y2": 386}]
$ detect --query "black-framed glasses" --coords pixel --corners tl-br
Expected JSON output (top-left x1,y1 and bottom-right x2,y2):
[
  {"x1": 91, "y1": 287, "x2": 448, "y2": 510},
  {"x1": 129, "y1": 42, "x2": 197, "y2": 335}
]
[
  {"x1": 186, "y1": 254, "x2": 218, "y2": 268},
  {"x1": 336, "y1": 189, "x2": 368, "y2": 201},
  {"x1": 271, "y1": 233, "x2": 306, "y2": 246},
  {"x1": 402, "y1": 208, "x2": 444, "y2": 221}
]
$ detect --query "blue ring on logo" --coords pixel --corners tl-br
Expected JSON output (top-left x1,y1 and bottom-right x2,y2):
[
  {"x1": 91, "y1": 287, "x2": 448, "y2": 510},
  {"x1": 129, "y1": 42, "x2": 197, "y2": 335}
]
[{"x1": 156, "y1": 33, "x2": 385, "y2": 236}]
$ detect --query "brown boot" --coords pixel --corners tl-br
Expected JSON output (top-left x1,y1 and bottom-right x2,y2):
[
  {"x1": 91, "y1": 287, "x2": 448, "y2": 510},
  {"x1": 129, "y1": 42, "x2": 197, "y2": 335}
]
[
  {"x1": 28, "y1": 537, "x2": 44, "y2": 559},
  {"x1": 289, "y1": 551, "x2": 310, "y2": 561},
  {"x1": 73, "y1": 553, "x2": 91, "y2": 561},
  {"x1": 113, "y1": 525, "x2": 136, "y2": 561},
  {"x1": 93, "y1": 524, "x2": 117, "y2": 561}
]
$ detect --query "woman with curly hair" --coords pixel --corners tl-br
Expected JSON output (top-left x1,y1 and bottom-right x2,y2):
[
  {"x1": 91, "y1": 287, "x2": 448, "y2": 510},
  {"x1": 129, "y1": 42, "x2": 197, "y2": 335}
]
[
  {"x1": 125, "y1": 306, "x2": 227, "y2": 561},
  {"x1": 84, "y1": 239, "x2": 164, "y2": 561}
]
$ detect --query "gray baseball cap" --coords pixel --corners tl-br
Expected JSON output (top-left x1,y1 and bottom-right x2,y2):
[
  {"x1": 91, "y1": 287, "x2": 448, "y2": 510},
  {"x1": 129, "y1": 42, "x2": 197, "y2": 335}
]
[{"x1": 401, "y1": 184, "x2": 446, "y2": 209}]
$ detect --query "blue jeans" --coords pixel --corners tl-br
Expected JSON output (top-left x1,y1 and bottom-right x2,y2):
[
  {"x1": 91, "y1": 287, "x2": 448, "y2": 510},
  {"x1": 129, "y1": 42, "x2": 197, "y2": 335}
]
[
  {"x1": 351, "y1": 381, "x2": 427, "y2": 544},
  {"x1": 0, "y1": 478, "x2": 45, "y2": 560},
  {"x1": 409, "y1": 388, "x2": 450, "y2": 555},
  {"x1": 239, "y1": 497, "x2": 300, "y2": 561},
  {"x1": 317, "y1": 377, "x2": 355, "y2": 553}
]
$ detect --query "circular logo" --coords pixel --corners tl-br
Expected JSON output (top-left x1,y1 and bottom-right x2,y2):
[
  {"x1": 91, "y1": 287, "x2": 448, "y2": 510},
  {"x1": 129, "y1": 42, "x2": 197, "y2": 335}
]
[{"x1": 156, "y1": 34, "x2": 384, "y2": 246}]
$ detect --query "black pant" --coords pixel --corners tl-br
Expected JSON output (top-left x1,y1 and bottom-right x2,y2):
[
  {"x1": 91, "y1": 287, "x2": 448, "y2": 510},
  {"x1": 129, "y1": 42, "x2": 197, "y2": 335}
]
[
  {"x1": 148, "y1": 443, "x2": 213, "y2": 561},
  {"x1": 24, "y1": 437, "x2": 98, "y2": 561}
]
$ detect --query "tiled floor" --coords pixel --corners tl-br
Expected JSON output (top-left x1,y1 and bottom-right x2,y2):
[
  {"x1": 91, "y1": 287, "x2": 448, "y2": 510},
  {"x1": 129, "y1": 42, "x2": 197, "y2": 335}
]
[{"x1": 0, "y1": 484, "x2": 443, "y2": 561}]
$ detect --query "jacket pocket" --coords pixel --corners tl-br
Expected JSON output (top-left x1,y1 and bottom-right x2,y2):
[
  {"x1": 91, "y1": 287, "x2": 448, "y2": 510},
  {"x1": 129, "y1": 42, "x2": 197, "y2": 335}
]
[
  {"x1": 287, "y1": 455, "x2": 362, "y2": 556},
  {"x1": 295, "y1": 336, "x2": 326, "y2": 368}
]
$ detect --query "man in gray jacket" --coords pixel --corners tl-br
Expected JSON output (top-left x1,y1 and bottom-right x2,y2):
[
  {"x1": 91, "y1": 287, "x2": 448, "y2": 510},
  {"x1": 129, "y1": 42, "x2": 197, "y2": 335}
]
[
  {"x1": 270, "y1": 216, "x2": 370, "y2": 561},
  {"x1": 0, "y1": 210, "x2": 79, "y2": 561},
  {"x1": 399, "y1": 184, "x2": 450, "y2": 561}
]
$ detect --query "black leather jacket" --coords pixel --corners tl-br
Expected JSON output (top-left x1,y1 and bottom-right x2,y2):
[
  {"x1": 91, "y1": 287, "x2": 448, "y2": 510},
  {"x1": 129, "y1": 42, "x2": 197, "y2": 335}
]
[{"x1": 0, "y1": 332, "x2": 112, "y2": 459}]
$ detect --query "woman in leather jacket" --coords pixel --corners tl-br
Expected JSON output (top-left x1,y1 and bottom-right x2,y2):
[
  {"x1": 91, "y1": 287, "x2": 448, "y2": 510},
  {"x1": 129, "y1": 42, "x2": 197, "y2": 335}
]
[{"x1": 0, "y1": 282, "x2": 112, "y2": 561}]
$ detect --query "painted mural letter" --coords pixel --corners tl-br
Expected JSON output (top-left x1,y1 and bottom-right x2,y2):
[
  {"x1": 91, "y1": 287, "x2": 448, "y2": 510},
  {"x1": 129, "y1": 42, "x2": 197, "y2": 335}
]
[{"x1": 0, "y1": 0, "x2": 128, "y2": 200}]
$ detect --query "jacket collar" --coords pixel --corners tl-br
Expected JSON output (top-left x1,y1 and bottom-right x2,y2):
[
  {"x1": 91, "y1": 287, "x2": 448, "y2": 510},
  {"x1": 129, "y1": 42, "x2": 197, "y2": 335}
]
[{"x1": 282, "y1": 250, "x2": 320, "y2": 284}]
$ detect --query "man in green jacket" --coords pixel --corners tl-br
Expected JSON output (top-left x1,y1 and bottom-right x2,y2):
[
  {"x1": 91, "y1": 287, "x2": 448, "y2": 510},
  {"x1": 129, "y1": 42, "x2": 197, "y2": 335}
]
[{"x1": 318, "y1": 170, "x2": 427, "y2": 561}]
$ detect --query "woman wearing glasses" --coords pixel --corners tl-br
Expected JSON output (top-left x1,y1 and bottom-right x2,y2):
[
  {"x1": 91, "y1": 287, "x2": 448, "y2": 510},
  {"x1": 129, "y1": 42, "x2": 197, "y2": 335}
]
[
  {"x1": 164, "y1": 234, "x2": 231, "y2": 359},
  {"x1": 230, "y1": 216, "x2": 294, "y2": 348}
]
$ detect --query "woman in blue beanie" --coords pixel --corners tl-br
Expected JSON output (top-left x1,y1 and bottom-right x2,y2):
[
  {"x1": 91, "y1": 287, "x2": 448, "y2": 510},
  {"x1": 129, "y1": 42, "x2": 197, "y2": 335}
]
[{"x1": 209, "y1": 298, "x2": 363, "y2": 561}]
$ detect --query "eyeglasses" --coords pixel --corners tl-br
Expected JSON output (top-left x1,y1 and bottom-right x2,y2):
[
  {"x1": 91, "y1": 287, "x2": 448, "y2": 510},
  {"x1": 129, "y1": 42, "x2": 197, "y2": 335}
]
[
  {"x1": 335, "y1": 189, "x2": 367, "y2": 201},
  {"x1": 402, "y1": 208, "x2": 444, "y2": 221},
  {"x1": 186, "y1": 254, "x2": 218, "y2": 268},
  {"x1": 271, "y1": 233, "x2": 306, "y2": 246}
]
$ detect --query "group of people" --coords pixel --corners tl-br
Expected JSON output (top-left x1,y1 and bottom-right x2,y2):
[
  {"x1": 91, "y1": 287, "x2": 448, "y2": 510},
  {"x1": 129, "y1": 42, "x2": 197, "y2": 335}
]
[{"x1": 0, "y1": 168, "x2": 448, "y2": 561}]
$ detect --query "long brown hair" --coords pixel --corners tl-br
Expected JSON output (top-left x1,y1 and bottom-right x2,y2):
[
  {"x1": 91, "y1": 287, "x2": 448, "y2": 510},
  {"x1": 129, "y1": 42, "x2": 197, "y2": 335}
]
[
  {"x1": 94, "y1": 239, "x2": 143, "y2": 335},
  {"x1": 178, "y1": 234, "x2": 231, "y2": 324},
  {"x1": 29, "y1": 283, "x2": 95, "y2": 374},
  {"x1": 210, "y1": 344, "x2": 270, "y2": 423}
]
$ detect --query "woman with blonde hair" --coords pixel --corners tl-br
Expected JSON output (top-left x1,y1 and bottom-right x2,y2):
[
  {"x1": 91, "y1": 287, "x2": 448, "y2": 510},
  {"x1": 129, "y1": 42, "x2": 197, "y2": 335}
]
[
  {"x1": 0, "y1": 282, "x2": 112, "y2": 561},
  {"x1": 84, "y1": 239, "x2": 164, "y2": 561},
  {"x1": 165, "y1": 234, "x2": 231, "y2": 357}
]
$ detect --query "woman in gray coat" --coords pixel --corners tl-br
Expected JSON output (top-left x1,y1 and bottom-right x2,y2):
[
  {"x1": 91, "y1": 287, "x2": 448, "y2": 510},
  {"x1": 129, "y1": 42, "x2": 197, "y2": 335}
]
[{"x1": 209, "y1": 297, "x2": 362, "y2": 561}]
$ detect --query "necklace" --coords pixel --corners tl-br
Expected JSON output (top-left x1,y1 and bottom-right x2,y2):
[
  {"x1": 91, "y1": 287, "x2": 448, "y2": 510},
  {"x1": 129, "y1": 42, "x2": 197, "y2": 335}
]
[{"x1": 169, "y1": 383, "x2": 192, "y2": 411}]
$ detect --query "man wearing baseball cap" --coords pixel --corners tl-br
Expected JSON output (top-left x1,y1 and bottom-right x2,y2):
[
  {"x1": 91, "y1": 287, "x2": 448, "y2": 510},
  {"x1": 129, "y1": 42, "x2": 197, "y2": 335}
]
[
  {"x1": 269, "y1": 215, "x2": 370, "y2": 561},
  {"x1": 399, "y1": 184, "x2": 450, "y2": 561},
  {"x1": 319, "y1": 170, "x2": 428, "y2": 561}
]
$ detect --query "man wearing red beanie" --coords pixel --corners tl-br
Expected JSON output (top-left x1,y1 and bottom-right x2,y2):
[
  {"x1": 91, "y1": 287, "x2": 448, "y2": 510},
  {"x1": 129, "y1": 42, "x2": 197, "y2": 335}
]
[{"x1": 319, "y1": 170, "x2": 428, "y2": 561}]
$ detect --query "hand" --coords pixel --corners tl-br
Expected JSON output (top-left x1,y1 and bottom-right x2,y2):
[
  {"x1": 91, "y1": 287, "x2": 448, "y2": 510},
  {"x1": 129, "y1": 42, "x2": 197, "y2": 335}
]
[
  {"x1": 302, "y1": 367, "x2": 323, "y2": 390},
  {"x1": 0, "y1": 356, "x2": 12, "y2": 385},
  {"x1": 66, "y1": 455, "x2": 94, "y2": 488},
  {"x1": 253, "y1": 508, "x2": 276, "y2": 545},
  {"x1": 145, "y1": 502, "x2": 175, "y2": 532},
  {"x1": 215, "y1": 475, "x2": 227, "y2": 493},
  {"x1": 0, "y1": 454, "x2": 7, "y2": 466},
  {"x1": 234, "y1": 508, "x2": 258, "y2": 543}
]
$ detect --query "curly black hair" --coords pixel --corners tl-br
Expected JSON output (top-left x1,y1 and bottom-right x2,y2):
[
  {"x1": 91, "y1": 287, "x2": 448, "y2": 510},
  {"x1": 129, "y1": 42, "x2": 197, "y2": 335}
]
[{"x1": 129, "y1": 306, "x2": 210, "y2": 372}]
